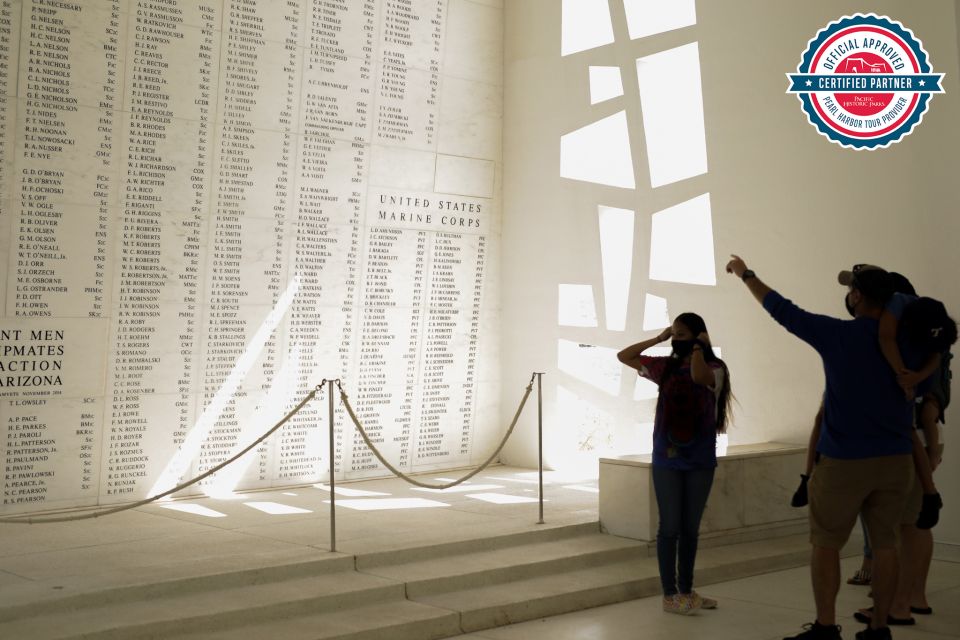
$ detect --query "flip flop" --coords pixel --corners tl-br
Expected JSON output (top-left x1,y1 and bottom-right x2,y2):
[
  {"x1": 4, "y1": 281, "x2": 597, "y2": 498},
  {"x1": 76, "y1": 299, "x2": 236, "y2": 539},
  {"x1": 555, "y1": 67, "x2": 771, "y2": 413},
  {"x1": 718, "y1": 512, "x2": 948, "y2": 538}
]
[
  {"x1": 910, "y1": 606, "x2": 933, "y2": 615},
  {"x1": 853, "y1": 608, "x2": 915, "y2": 626},
  {"x1": 846, "y1": 569, "x2": 872, "y2": 585}
]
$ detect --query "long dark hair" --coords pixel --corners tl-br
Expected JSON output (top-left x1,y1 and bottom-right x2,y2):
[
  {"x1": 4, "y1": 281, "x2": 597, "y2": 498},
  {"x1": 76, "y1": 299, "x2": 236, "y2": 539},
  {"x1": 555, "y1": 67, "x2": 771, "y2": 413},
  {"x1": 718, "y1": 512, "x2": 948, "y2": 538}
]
[{"x1": 660, "y1": 312, "x2": 732, "y2": 434}]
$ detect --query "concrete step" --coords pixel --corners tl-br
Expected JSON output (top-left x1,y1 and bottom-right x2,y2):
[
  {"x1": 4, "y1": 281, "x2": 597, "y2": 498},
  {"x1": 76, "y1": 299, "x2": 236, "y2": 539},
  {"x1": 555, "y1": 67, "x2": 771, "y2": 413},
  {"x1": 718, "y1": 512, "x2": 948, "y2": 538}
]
[
  {"x1": 354, "y1": 520, "x2": 601, "y2": 568},
  {"x1": 362, "y1": 531, "x2": 646, "y2": 597},
  {"x1": 0, "y1": 553, "x2": 356, "y2": 623},
  {"x1": 168, "y1": 600, "x2": 462, "y2": 640},
  {"x1": 0, "y1": 570, "x2": 401, "y2": 640},
  {"x1": 414, "y1": 533, "x2": 814, "y2": 633},
  {"x1": 0, "y1": 523, "x2": 817, "y2": 640}
]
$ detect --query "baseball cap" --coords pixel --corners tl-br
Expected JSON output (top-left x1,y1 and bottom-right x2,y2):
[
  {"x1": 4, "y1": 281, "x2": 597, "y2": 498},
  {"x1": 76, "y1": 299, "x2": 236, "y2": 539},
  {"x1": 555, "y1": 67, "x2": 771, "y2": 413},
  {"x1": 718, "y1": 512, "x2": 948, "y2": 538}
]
[
  {"x1": 837, "y1": 264, "x2": 893, "y2": 303},
  {"x1": 837, "y1": 263, "x2": 883, "y2": 286}
]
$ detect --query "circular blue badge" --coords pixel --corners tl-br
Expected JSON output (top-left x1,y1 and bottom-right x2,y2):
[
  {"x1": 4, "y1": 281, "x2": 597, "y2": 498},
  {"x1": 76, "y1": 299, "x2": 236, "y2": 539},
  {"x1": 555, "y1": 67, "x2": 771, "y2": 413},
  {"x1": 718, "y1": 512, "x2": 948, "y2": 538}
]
[{"x1": 787, "y1": 14, "x2": 944, "y2": 150}]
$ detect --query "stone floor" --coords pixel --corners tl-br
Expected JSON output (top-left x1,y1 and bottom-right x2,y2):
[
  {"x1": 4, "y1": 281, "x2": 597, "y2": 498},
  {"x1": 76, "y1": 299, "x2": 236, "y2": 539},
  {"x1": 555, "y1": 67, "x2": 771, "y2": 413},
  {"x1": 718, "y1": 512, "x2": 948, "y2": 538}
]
[
  {"x1": 2, "y1": 464, "x2": 957, "y2": 640},
  {"x1": 455, "y1": 556, "x2": 960, "y2": 640},
  {"x1": 0, "y1": 465, "x2": 600, "y2": 606}
]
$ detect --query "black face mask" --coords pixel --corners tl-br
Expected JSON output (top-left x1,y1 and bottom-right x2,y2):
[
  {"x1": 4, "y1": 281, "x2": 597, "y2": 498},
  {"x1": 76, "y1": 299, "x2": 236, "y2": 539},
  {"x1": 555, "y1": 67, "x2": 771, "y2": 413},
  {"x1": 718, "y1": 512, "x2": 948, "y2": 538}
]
[
  {"x1": 845, "y1": 291, "x2": 857, "y2": 318},
  {"x1": 672, "y1": 339, "x2": 695, "y2": 357}
]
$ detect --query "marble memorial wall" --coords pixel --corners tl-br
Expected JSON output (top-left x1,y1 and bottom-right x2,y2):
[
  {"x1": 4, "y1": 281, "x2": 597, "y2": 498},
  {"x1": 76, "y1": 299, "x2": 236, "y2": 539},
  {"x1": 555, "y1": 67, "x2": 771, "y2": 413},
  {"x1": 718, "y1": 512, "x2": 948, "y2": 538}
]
[{"x1": 0, "y1": 0, "x2": 502, "y2": 513}]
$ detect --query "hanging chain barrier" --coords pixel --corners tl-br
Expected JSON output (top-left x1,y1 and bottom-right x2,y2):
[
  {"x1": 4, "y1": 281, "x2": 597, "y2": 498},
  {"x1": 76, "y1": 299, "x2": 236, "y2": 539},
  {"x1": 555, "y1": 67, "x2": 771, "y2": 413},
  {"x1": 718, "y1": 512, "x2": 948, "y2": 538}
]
[
  {"x1": 337, "y1": 373, "x2": 536, "y2": 490},
  {"x1": 0, "y1": 382, "x2": 326, "y2": 525},
  {"x1": 0, "y1": 373, "x2": 546, "y2": 530}
]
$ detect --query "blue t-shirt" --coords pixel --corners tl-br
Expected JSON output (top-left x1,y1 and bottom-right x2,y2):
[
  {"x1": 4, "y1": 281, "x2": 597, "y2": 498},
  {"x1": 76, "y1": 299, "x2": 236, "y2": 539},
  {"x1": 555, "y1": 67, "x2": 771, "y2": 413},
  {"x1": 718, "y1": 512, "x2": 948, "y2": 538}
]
[
  {"x1": 763, "y1": 291, "x2": 913, "y2": 459},
  {"x1": 638, "y1": 355, "x2": 723, "y2": 470},
  {"x1": 887, "y1": 291, "x2": 916, "y2": 320}
]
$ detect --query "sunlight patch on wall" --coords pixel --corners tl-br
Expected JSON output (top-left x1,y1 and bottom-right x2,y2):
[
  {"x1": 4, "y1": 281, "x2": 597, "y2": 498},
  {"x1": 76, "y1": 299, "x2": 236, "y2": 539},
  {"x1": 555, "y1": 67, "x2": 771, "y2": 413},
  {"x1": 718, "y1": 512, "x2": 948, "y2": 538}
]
[
  {"x1": 633, "y1": 376, "x2": 659, "y2": 401},
  {"x1": 148, "y1": 276, "x2": 301, "y2": 498},
  {"x1": 598, "y1": 206, "x2": 634, "y2": 331},
  {"x1": 642, "y1": 293, "x2": 670, "y2": 330},
  {"x1": 560, "y1": 111, "x2": 636, "y2": 189},
  {"x1": 622, "y1": 0, "x2": 696, "y2": 40},
  {"x1": 558, "y1": 284, "x2": 598, "y2": 327},
  {"x1": 648, "y1": 194, "x2": 716, "y2": 285},
  {"x1": 633, "y1": 422, "x2": 655, "y2": 454},
  {"x1": 204, "y1": 344, "x2": 305, "y2": 499},
  {"x1": 589, "y1": 65, "x2": 624, "y2": 104},
  {"x1": 561, "y1": 0, "x2": 616, "y2": 56},
  {"x1": 555, "y1": 384, "x2": 616, "y2": 455},
  {"x1": 557, "y1": 339, "x2": 622, "y2": 395},
  {"x1": 636, "y1": 42, "x2": 707, "y2": 187}
]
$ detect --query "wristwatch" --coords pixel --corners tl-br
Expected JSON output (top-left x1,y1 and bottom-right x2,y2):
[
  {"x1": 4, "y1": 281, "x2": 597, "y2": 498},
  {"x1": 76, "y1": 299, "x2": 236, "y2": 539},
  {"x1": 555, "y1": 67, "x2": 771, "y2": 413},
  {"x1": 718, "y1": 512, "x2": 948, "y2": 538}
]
[{"x1": 741, "y1": 269, "x2": 756, "y2": 281}]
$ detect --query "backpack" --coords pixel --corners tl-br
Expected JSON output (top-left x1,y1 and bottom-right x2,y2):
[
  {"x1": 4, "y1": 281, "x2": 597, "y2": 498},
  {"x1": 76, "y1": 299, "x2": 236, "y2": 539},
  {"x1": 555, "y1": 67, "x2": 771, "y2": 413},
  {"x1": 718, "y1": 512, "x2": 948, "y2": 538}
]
[{"x1": 935, "y1": 350, "x2": 952, "y2": 416}]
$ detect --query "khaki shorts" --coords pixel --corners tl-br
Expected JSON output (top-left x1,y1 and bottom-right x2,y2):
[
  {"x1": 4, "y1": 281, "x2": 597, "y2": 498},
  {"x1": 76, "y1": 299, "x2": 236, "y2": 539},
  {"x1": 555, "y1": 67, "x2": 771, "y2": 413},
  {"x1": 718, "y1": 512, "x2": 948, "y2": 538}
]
[
  {"x1": 901, "y1": 443, "x2": 945, "y2": 525},
  {"x1": 808, "y1": 454, "x2": 913, "y2": 550}
]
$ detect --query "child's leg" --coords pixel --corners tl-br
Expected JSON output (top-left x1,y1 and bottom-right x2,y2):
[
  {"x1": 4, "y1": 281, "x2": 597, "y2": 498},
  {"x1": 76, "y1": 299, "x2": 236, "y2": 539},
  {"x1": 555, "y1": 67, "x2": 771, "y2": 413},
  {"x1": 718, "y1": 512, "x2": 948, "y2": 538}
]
[
  {"x1": 919, "y1": 397, "x2": 941, "y2": 471},
  {"x1": 912, "y1": 395, "x2": 942, "y2": 609},
  {"x1": 911, "y1": 429, "x2": 936, "y2": 494}
]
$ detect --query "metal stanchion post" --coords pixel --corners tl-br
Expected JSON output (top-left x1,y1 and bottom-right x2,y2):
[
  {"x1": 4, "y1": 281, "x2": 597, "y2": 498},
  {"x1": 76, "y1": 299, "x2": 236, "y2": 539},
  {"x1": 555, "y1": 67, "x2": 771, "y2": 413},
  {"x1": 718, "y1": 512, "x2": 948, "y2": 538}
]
[
  {"x1": 328, "y1": 379, "x2": 337, "y2": 553},
  {"x1": 536, "y1": 372, "x2": 545, "y2": 525}
]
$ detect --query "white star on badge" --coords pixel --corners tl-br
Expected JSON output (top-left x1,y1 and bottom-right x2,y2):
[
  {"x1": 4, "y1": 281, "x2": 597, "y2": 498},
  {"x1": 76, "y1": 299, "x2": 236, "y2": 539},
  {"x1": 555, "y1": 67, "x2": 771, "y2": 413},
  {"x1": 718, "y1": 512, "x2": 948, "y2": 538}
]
[
  {"x1": 919, "y1": 80, "x2": 926, "y2": 86},
  {"x1": 805, "y1": 79, "x2": 813, "y2": 86}
]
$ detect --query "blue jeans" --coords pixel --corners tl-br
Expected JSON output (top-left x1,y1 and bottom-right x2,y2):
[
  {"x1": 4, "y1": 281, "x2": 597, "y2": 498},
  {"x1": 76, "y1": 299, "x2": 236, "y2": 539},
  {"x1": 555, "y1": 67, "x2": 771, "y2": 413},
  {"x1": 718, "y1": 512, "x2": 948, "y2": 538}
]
[{"x1": 652, "y1": 465, "x2": 715, "y2": 596}]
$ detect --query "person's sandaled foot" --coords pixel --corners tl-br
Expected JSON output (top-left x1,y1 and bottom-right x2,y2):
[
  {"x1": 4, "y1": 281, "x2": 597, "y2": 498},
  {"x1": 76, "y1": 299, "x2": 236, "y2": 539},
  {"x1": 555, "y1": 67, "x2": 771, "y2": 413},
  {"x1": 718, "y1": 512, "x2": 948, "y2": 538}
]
[
  {"x1": 846, "y1": 569, "x2": 872, "y2": 585},
  {"x1": 853, "y1": 607, "x2": 915, "y2": 626}
]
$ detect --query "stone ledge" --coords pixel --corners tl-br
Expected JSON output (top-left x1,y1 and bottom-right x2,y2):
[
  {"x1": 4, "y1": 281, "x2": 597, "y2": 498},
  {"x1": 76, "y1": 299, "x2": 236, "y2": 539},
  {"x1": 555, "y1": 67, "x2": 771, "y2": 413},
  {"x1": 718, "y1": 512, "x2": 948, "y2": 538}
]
[{"x1": 600, "y1": 442, "x2": 808, "y2": 543}]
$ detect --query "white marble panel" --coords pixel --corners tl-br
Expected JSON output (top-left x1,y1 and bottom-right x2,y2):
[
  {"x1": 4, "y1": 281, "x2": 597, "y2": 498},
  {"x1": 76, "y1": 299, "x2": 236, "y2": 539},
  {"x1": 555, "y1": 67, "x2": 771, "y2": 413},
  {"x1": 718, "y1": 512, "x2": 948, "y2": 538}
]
[
  {"x1": 201, "y1": 301, "x2": 294, "y2": 396},
  {"x1": 0, "y1": 0, "x2": 503, "y2": 513},
  {"x1": 120, "y1": 20, "x2": 223, "y2": 122},
  {"x1": 374, "y1": 63, "x2": 440, "y2": 152},
  {"x1": 370, "y1": 188, "x2": 491, "y2": 235},
  {"x1": 379, "y1": 0, "x2": 448, "y2": 72},
  {"x1": 300, "y1": 53, "x2": 373, "y2": 143},
  {"x1": 13, "y1": 100, "x2": 122, "y2": 205},
  {"x1": 434, "y1": 154, "x2": 495, "y2": 199},
  {"x1": 1, "y1": 395, "x2": 103, "y2": 514},
  {"x1": 217, "y1": 40, "x2": 303, "y2": 134},
  {"x1": 0, "y1": 317, "x2": 109, "y2": 399},
  {"x1": 0, "y1": 209, "x2": 9, "y2": 308},
  {"x1": 119, "y1": 121, "x2": 216, "y2": 215},
  {"x1": 209, "y1": 129, "x2": 301, "y2": 220},
  {"x1": 16, "y1": 2, "x2": 128, "y2": 111},
  {"x1": 443, "y1": 0, "x2": 503, "y2": 86},
  {"x1": 100, "y1": 390, "x2": 201, "y2": 504},
  {"x1": 470, "y1": 378, "x2": 500, "y2": 460},
  {"x1": 438, "y1": 75, "x2": 502, "y2": 161},
  {"x1": 302, "y1": 0, "x2": 378, "y2": 61},
  {"x1": 369, "y1": 145, "x2": 437, "y2": 191},
  {"x1": 123, "y1": 1, "x2": 222, "y2": 29},
  {"x1": 701, "y1": 458, "x2": 746, "y2": 532},
  {"x1": 742, "y1": 451, "x2": 806, "y2": 526},
  {"x1": 474, "y1": 306, "x2": 499, "y2": 384},
  {"x1": 599, "y1": 459, "x2": 656, "y2": 541},
  {"x1": 221, "y1": 0, "x2": 305, "y2": 45}
]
